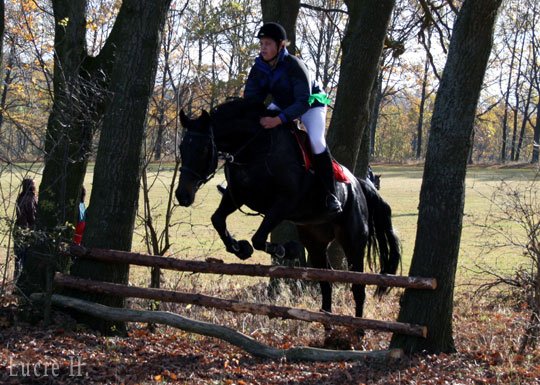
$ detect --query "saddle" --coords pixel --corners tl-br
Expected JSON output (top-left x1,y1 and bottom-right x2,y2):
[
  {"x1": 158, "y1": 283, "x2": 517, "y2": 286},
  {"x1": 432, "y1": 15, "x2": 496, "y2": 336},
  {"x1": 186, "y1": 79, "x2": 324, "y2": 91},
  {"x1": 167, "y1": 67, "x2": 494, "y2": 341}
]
[{"x1": 290, "y1": 127, "x2": 350, "y2": 183}]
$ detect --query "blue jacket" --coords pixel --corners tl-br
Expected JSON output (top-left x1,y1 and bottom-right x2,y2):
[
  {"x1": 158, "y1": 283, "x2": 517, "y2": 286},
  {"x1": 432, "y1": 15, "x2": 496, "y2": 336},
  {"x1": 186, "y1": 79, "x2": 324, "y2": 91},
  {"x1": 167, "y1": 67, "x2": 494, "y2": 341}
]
[{"x1": 244, "y1": 48, "x2": 320, "y2": 123}]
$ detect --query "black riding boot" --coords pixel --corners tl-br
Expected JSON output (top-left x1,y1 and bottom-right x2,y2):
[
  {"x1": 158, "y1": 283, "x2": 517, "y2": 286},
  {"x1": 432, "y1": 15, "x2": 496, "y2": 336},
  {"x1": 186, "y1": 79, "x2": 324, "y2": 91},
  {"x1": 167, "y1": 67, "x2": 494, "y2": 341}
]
[{"x1": 312, "y1": 149, "x2": 342, "y2": 215}]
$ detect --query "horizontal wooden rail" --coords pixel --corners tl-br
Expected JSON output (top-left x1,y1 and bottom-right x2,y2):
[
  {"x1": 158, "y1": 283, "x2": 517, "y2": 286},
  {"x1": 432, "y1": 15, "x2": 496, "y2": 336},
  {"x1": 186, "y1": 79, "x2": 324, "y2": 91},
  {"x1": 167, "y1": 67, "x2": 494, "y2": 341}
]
[
  {"x1": 70, "y1": 245, "x2": 437, "y2": 290},
  {"x1": 54, "y1": 273, "x2": 427, "y2": 337}
]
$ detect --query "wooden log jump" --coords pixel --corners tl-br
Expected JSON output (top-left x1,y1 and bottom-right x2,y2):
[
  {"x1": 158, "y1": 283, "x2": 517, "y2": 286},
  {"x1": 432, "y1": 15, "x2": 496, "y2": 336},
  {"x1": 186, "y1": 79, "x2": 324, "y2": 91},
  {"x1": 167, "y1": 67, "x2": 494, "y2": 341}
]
[
  {"x1": 54, "y1": 273, "x2": 427, "y2": 337},
  {"x1": 31, "y1": 293, "x2": 404, "y2": 362},
  {"x1": 70, "y1": 245, "x2": 437, "y2": 290}
]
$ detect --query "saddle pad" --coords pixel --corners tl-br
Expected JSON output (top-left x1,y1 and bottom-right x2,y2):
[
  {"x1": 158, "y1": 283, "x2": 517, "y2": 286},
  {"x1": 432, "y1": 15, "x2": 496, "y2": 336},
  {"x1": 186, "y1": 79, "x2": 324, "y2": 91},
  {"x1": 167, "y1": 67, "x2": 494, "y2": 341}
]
[
  {"x1": 331, "y1": 160, "x2": 350, "y2": 184},
  {"x1": 291, "y1": 129, "x2": 350, "y2": 184}
]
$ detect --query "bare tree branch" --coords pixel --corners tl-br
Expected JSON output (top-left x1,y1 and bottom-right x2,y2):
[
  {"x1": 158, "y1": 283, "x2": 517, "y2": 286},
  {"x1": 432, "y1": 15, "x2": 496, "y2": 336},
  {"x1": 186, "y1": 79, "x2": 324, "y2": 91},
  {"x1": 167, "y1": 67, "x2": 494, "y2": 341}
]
[{"x1": 300, "y1": 3, "x2": 348, "y2": 15}]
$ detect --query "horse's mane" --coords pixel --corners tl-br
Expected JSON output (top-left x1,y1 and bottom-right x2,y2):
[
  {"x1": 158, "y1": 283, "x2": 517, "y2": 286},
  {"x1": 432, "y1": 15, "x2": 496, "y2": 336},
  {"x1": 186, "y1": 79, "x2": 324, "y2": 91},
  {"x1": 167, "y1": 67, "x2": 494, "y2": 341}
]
[
  {"x1": 210, "y1": 97, "x2": 266, "y2": 124},
  {"x1": 209, "y1": 98, "x2": 289, "y2": 145}
]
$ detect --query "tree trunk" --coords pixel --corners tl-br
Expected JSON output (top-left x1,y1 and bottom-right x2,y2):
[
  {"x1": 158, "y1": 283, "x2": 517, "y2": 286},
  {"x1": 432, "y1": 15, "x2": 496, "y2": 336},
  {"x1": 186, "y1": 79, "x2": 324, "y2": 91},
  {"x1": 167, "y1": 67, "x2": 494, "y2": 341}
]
[
  {"x1": 532, "y1": 98, "x2": 540, "y2": 163},
  {"x1": 19, "y1": 0, "x2": 90, "y2": 296},
  {"x1": 390, "y1": 0, "x2": 502, "y2": 354},
  {"x1": 468, "y1": 129, "x2": 475, "y2": 165},
  {"x1": 210, "y1": 42, "x2": 218, "y2": 109},
  {"x1": 369, "y1": 71, "x2": 384, "y2": 158},
  {"x1": 510, "y1": 107, "x2": 518, "y2": 161},
  {"x1": 531, "y1": 4, "x2": 540, "y2": 164},
  {"x1": 0, "y1": 0, "x2": 4, "y2": 66},
  {"x1": 416, "y1": 49, "x2": 430, "y2": 159},
  {"x1": 510, "y1": 31, "x2": 527, "y2": 162},
  {"x1": 0, "y1": 43, "x2": 14, "y2": 132},
  {"x1": 326, "y1": 0, "x2": 395, "y2": 172},
  {"x1": 262, "y1": 0, "x2": 305, "y2": 292},
  {"x1": 515, "y1": 82, "x2": 533, "y2": 161},
  {"x1": 260, "y1": 0, "x2": 301, "y2": 54},
  {"x1": 37, "y1": 0, "x2": 89, "y2": 232},
  {"x1": 69, "y1": 0, "x2": 172, "y2": 334},
  {"x1": 354, "y1": 81, "x2": 376, "y2": 178},
  {"x1": 153, "y1": 45, "x2": 169, "y2": 161},
  {"x1": 500, "y1": 31, "x2": 518, "y2": 162}
]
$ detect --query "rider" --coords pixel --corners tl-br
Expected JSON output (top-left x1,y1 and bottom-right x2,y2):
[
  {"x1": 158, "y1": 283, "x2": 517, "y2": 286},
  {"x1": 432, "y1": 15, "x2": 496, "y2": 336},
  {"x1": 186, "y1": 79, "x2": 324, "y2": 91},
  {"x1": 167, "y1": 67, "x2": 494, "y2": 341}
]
[{"x1": 244, "y1": 22, "x2": 342, "y2": 215}]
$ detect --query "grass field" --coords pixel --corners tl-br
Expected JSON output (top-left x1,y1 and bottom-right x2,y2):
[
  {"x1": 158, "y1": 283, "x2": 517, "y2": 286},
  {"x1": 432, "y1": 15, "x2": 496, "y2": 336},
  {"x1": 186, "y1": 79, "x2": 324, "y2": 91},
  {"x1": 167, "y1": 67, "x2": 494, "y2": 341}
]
[
  {"x1": 133, "y1": 164, "x2": 539, "y2": 287},
  {"x1": 375, "y1": 165, "x2": 539, "y2": 275}
]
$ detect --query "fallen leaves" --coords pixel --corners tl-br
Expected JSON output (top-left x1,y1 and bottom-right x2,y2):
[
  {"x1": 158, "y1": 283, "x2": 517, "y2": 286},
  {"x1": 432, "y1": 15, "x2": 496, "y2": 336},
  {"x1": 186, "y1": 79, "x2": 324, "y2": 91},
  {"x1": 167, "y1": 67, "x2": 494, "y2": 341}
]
[{"x1": 0, "y1": 294, "x2": 539, "y2": 385}]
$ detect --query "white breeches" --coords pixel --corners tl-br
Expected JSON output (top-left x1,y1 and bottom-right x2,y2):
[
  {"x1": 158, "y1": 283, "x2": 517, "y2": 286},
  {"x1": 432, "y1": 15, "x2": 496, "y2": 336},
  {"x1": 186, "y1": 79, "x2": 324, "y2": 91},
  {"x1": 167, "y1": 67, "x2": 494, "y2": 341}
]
[
  {"x1": 268, "y1": 103, "x2": 328, "y2": 155},
  {"x1": 301, "y1": 106, "x2": 328, "y2": 154}
]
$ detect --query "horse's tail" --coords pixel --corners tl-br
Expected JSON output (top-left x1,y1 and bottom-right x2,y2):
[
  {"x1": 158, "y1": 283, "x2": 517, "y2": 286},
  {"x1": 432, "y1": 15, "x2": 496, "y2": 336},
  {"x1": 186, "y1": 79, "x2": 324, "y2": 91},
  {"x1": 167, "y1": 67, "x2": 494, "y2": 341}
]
[{"x1": 359, "y1": 178, "x2": 401, "y2": 296}]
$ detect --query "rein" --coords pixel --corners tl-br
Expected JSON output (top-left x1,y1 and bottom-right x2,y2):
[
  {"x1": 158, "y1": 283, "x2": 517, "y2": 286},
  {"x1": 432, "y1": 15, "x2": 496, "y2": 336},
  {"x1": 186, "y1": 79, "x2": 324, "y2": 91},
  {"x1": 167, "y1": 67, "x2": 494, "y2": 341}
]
[
  {"x1": 181, "y1": 124, "x2": 266, "y2": 185},
  {"x1": 218, "y1": 127, "x2": 266, "y2": 165}
]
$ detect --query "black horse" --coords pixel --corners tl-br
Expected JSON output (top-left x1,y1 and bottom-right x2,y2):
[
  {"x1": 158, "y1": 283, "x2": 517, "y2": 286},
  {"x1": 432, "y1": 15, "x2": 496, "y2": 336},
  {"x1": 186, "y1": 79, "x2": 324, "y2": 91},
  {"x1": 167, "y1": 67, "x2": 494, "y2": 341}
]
[
  {"x1": 176, "y1": 98, "x2": 400, "y2": 323},
  {"x1": 367, "y1": 166, "x2": 381, "y2": 190}
]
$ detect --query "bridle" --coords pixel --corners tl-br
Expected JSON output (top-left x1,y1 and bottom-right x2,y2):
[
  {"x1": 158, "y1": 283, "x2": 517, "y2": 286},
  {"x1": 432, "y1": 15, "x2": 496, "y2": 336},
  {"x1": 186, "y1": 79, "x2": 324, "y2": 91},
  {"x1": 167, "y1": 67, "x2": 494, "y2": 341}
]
[
  {"x1": 179, "y1": 129, "x2": 219, "y2": 187},
  {"x1": 180, "y1": 121, "x2": 269, "y2": 185},
  {"x1": 179, "y1": 119, "x2": 276, "y2": 217}
]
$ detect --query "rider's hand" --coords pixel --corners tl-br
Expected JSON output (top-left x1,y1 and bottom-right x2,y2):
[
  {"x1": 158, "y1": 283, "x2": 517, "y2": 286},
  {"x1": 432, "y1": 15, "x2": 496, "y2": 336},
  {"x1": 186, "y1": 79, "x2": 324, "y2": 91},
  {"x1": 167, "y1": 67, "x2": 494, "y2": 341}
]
[{"x1": 260, "y1": 116, "x2": 282, "y2": 129}]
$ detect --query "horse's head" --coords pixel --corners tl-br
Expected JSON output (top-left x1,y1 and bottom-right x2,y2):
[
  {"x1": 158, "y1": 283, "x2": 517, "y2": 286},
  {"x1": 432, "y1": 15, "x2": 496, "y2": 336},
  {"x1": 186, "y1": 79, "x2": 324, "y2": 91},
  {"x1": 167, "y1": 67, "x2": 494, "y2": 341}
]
[
  {"x1": 374, "y1": 174, "x2": 381, "y2": 190},
  {"x1": 175, "y1": 109, "x2": 218, "y2": 207}
]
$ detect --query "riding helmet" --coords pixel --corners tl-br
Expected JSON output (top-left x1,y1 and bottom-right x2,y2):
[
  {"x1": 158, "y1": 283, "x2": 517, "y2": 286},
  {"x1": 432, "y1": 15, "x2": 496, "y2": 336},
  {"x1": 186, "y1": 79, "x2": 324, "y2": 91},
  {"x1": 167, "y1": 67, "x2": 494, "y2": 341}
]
[{"x1": 256, "y1": 22, "x2": 287, "y2": 44}]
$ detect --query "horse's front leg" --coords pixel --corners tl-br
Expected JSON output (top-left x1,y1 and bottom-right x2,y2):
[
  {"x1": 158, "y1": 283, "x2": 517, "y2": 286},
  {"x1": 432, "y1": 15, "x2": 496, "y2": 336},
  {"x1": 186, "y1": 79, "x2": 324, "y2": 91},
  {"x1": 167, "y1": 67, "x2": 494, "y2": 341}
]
[
  {"x1": 211, "y1": 189, "x2": 253, "y2": 260},
  {"x1": 251, "y1": 198, "x2": 303, "y2": 260}
]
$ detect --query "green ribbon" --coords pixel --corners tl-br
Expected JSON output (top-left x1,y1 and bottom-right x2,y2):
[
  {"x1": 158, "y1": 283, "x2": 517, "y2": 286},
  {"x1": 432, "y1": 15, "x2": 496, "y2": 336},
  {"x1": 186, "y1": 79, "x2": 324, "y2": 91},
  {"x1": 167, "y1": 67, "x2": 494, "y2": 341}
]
[{"x1": 308, "y1": 93, "x2": 332, "y2": 106}]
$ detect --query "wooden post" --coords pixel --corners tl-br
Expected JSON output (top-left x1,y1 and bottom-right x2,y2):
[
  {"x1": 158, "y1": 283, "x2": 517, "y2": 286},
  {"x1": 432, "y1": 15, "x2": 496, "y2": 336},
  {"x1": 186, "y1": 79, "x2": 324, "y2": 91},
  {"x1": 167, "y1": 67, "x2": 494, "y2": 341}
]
[
  {"x1": 54, "y1": 273, "x2": 427, "y2": 337},
  {"x1": 70, "y1": 245, "x2": 437, "y2": 290}
]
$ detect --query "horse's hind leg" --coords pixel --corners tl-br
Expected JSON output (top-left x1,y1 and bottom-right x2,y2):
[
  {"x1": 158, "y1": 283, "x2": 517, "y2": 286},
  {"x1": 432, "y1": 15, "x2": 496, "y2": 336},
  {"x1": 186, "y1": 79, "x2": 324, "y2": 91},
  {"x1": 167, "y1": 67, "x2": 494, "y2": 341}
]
[
  {"x1": 335, "y1": 223, "x2": 368, "y2": 338},
  {"x1": 211, "y1": 190, "x2": 253, "y2": 260},
  {"x1": 297, "y1": 225, "x2": 334, "y2": 314}
]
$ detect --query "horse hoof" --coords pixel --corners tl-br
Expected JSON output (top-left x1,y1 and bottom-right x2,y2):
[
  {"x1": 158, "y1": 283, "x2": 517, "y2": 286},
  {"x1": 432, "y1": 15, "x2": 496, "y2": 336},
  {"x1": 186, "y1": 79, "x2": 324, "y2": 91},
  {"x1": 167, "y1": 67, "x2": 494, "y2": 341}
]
[
  {"x1": 236, "y1": 240, "x2": 253, "y2": 260},
  {"x1": 270, "y1": 244, "x2": 286, "y2": 260},
  {"x1": 323, "y1": 327, "x2": 354, "y2": 350},
  {"x1": 355, "y1": 328, "x2": 365, "y2": 340},
  {"x1": 375, "y1": 285, "x2": 390, "y2": 297}
]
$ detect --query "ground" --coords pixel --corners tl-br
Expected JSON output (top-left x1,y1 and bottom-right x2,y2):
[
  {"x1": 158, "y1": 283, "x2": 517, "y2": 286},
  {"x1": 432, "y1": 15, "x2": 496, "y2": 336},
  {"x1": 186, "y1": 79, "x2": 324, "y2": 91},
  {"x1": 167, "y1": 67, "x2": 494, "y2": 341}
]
[{"x1": 1, "y1": 291, "x2": 539, "y2": 385}]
